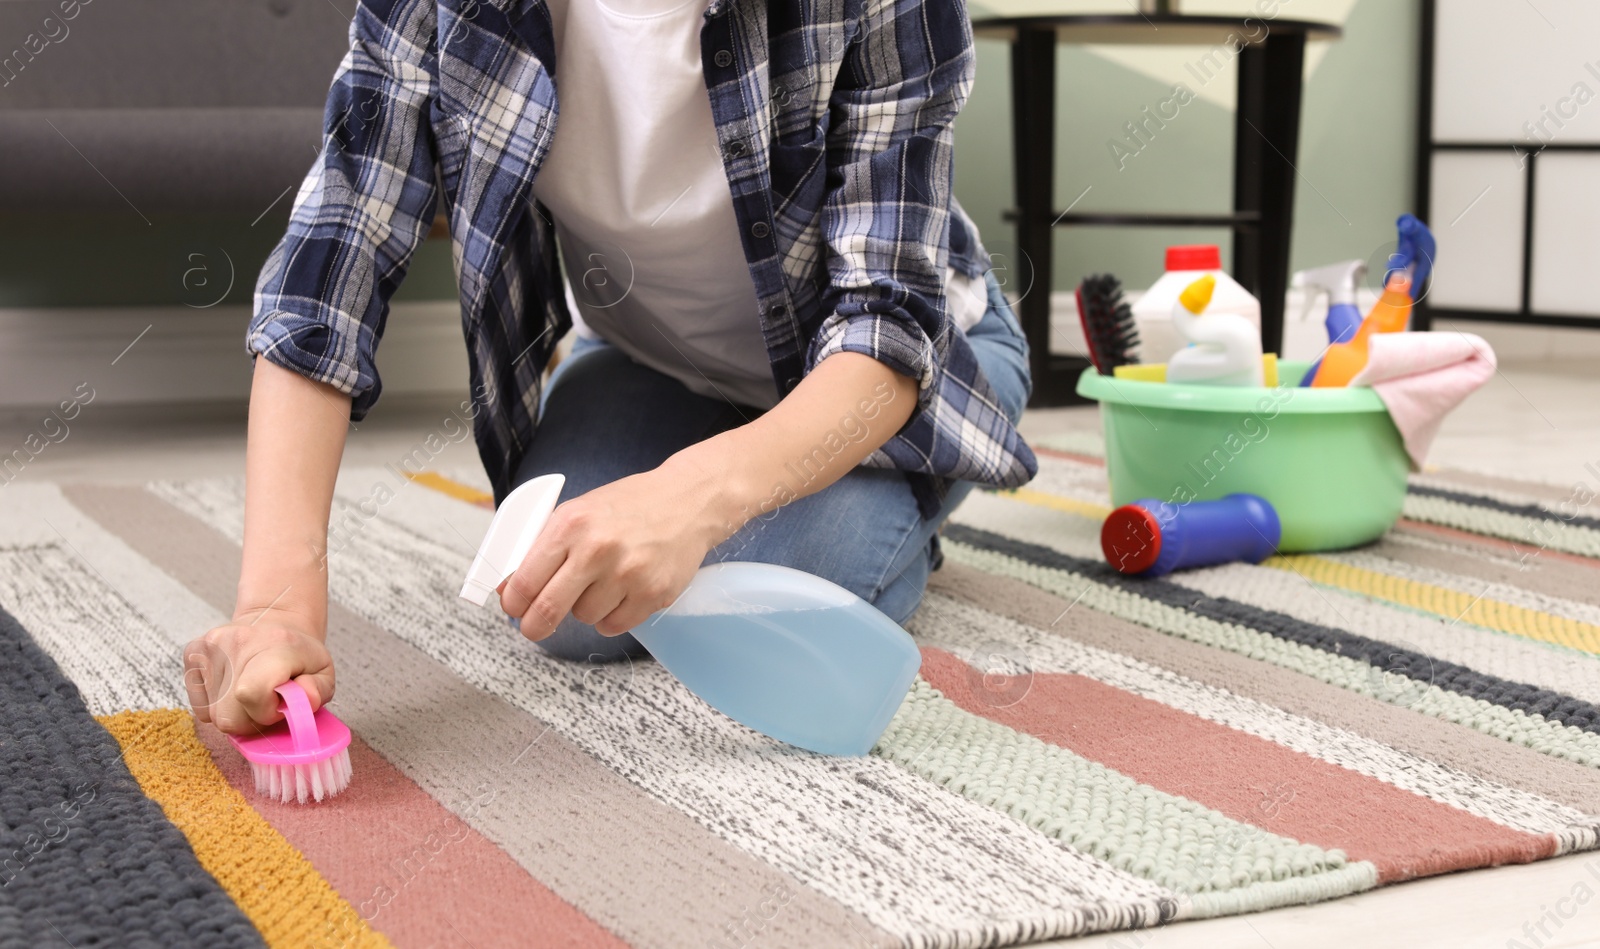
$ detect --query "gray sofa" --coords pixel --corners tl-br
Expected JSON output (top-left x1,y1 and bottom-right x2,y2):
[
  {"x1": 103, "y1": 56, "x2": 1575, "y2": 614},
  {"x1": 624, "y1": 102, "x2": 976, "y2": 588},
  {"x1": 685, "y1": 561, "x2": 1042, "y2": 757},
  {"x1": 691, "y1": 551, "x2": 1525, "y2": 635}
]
[
  {"x1": 0, "y1": 0, "x2": 467, "y2": 309},
  {"x1": 1, "y1": 0, "x2": 351, "y2": 215}
]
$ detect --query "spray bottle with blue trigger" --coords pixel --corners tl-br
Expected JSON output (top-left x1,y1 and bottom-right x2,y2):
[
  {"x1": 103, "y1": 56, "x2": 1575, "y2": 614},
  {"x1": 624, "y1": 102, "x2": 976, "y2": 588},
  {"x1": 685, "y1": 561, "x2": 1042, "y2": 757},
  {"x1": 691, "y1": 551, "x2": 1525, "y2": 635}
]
[
  {"x1": 1293, "y1": 259, "x2": 1367, "y2": 387},
  {"x1": 1294, "y1": 215, "x2": 1435, "y2": 386},
  {"x1": 1392, "y1": 213, "x2": 1436, "y2": 299}
]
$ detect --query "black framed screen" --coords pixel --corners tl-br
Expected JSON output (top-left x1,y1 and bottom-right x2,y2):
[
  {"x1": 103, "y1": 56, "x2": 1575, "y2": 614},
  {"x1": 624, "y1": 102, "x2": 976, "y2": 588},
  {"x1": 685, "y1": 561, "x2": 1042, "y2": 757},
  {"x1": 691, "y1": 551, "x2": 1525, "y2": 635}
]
[{"x1": 1416, "y1": 0, "x2": 1600, "y2": 330}]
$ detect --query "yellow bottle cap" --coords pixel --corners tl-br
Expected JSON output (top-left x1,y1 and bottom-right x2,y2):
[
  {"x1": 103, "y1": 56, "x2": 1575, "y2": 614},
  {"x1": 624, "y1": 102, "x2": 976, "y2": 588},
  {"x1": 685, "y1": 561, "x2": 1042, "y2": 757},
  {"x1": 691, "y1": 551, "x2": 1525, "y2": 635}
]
[{"x1": 1178, "y1": 274, "x2": 1216, "y2": 314}]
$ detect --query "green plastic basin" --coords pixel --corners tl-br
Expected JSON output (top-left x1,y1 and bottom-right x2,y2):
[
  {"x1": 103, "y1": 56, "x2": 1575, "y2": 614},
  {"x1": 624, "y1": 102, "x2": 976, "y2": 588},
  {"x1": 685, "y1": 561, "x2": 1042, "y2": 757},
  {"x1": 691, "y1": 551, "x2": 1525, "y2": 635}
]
[{"x1": 1074, "y1": 362, "x2": 1408, "y2": 552}]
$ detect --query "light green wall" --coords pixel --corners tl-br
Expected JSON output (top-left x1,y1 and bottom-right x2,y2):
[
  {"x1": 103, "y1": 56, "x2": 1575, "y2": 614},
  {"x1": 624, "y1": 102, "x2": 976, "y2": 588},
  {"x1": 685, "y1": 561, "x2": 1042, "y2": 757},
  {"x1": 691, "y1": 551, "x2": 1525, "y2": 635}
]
[{"x1": 953, "y1": 0, "x2": 1419, "y2": 295}]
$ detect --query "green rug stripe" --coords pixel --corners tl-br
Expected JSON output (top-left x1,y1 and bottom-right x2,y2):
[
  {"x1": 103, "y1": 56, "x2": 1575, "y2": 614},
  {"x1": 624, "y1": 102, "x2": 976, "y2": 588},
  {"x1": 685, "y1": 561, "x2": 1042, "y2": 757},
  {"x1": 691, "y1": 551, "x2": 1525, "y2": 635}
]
[
  {"x1": 943, "y1": 541, "x2": 1600, "y2": 769},
  {"x1": 876, "y1": 679, "x2": 1379, "y2": 918},
  {"x1": 1402, "y1": 494, "x2": 1600, "y2": 560}
]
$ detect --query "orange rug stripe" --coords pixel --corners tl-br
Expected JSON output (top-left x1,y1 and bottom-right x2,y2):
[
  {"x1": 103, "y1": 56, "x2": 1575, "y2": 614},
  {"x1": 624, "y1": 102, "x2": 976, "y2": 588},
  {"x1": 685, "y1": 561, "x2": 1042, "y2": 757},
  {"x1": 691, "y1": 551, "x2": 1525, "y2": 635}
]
[
  {"x1": 399, "y1": 469, "x2": 495, "y2": 508},
  {"x1": 998, "y1": 486, "x2": 1111, "y2": 520},
  {"x1": 97, "y1": 709, "x2": 391, "y2": 949},
  {"x1": 1267, "y1": 553, "x2": 1600, "y2": 655}
]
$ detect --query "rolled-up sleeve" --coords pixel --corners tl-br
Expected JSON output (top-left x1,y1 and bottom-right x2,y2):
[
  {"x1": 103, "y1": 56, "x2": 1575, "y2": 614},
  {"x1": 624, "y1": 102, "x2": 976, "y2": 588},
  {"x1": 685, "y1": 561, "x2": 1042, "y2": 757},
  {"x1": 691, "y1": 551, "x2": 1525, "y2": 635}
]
[
  {"x1": 806, "y1": 0, "x2": 974, "y2": 415},
  {"x1": 247, "y1": 0, "x2": 441, "y2": 420}
]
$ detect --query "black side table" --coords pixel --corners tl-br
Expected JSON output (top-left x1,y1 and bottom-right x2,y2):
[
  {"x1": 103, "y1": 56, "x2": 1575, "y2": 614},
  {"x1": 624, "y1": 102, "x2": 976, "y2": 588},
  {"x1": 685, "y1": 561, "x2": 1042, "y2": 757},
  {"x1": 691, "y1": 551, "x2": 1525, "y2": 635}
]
[{"x1": 972, "y1": 14, "x2": 1341, "y2": 405}]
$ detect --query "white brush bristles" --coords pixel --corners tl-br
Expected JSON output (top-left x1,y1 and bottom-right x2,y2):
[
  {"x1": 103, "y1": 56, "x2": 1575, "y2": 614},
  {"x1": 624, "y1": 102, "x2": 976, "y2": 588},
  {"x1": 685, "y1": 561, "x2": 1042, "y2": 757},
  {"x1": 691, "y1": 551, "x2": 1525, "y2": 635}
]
[{"x1": 248, "y1": 748, "x2": 353, "y2": 804}]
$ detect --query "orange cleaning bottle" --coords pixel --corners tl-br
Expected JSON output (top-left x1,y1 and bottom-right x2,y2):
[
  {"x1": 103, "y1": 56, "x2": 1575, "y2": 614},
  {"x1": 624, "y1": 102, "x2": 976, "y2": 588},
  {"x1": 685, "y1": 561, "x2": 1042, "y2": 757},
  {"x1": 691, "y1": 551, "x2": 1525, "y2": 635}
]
[{"x1": 1310, "y1": 273, "x2": 1412, "y2": 388}]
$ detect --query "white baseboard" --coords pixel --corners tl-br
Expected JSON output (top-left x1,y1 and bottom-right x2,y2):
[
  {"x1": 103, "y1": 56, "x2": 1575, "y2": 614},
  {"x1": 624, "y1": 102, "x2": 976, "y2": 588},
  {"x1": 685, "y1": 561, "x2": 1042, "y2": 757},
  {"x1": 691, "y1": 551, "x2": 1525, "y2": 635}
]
[
  {"x1": 1422, "y1": 316, "x2": 1600, "y2": 364},
  {"x1": 0, "y1": 302, "x2": 472, "y2": 410}
]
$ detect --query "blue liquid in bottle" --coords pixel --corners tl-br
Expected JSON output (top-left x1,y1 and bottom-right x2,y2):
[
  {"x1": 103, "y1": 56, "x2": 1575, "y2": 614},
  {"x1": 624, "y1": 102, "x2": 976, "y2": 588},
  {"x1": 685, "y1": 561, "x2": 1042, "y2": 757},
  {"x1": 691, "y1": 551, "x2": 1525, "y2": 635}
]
[{"x1": 630, "y1": 563, "x2": 923, "y2": 756}]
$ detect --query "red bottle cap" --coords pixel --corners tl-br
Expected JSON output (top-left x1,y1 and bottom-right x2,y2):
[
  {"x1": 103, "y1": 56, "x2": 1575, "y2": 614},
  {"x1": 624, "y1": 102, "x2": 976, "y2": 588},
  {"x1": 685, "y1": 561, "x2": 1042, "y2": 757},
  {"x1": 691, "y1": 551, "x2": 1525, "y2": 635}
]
[
  {"x1": 1101, "y1": 504, "x2": 1163, "y2": 574},
  {"x1": 1165, "y1": 245, "x2": 1222, "y2": 271}
]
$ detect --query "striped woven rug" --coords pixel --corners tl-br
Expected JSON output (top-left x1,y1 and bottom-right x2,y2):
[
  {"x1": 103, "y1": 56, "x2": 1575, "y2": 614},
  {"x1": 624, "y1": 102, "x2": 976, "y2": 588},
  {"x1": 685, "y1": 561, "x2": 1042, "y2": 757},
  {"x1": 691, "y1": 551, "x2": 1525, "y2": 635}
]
[{"x1": 3, "y1": 436, "x2": 1599, "y2": 948}]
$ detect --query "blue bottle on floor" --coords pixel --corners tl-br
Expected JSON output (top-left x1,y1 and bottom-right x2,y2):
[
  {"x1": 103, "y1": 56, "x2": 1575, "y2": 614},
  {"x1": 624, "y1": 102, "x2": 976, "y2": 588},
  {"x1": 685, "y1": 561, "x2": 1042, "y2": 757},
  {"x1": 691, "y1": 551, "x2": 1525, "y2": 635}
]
[
  {"x1": 630, "y1": 563, "x2": 924, "y2": 757},
  {"x1": 1101, "y1": 494, "x2": 1281, "y2": 577}
]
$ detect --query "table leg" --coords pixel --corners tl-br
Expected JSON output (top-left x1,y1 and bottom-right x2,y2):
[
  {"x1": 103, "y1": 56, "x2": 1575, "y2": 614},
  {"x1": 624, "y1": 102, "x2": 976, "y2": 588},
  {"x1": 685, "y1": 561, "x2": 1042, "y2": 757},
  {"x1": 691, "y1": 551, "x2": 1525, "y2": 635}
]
[
  {"x1": 1010, "y1": 27, "x2": 1079, "y2": 406},
  {"x1": 1233, "y1": 31, "x2": 1306, "y2": 358}
]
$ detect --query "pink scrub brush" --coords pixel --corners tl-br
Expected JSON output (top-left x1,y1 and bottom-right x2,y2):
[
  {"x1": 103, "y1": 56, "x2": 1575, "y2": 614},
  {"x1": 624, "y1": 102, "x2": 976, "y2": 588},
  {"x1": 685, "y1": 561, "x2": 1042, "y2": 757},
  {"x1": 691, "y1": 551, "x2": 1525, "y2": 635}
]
[{"x1": 227, "y1": 681, "x2": 352, "y2": 804}]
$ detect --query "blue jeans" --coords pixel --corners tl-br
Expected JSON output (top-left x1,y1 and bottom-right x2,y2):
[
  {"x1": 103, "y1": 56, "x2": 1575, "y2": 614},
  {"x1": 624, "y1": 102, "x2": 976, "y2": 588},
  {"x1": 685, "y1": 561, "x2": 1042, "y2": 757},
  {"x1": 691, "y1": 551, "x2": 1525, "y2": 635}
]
[{"x1": 510, "y1": 269, "x2": 1031, "y2": 661}]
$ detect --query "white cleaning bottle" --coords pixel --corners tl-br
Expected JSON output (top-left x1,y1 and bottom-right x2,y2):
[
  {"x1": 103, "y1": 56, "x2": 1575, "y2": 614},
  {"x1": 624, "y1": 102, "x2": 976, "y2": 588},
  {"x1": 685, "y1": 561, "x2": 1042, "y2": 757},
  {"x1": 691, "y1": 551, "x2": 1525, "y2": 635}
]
[
  {"x1": 459, "y1": 475, "x2": 923, "y2": 756},
  {"x1": 1166, "y1": 274, "x2": 1265, "y2": 387},
  {"x1": 1131, "y1": 244, "x2": 1260, "y2": 362}
]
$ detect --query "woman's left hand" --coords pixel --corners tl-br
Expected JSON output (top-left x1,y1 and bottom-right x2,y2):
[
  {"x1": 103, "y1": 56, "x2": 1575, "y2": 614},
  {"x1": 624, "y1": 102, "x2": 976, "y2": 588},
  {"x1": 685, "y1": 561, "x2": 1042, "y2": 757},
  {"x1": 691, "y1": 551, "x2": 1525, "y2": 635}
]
[{"x1": 496, "y1": 453, "x2": 728, "y2": 639}]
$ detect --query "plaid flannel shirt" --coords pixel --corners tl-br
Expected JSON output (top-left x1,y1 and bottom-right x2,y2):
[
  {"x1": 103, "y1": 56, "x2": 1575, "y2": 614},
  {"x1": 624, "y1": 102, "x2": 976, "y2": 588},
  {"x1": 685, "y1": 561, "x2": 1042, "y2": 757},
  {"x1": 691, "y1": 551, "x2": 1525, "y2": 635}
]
[{"x1": 248, "y1": 0, "x2": 1038, "y2": 517}]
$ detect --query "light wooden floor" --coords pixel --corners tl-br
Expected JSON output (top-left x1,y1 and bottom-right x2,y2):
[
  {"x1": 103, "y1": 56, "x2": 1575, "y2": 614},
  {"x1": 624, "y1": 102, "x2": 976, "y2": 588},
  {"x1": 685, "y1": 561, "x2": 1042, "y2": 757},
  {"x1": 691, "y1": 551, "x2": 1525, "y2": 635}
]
[{"x1": 3, "y1": 350, "x2": 1599, "y2": 949}]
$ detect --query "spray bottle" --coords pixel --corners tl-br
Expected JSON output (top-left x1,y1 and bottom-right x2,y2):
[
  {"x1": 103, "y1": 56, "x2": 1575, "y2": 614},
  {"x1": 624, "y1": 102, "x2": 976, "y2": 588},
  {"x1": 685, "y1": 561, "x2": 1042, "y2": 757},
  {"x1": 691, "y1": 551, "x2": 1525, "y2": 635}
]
[
  {"x1": 459, "y1": 474, "x2": 923, "y2": 756},
  {"x1": 1293, "y1": 259, "x2": 1367, "y2": 387},
  {"x1": 1309, "y1": 272, "x2": 1413, "y2": 388},
  {"x1": 1392, "y1": 213, "x2": 1435, "y2": 300},
  {"x1": 1165, "y1": 275, "x2": 1265, "y2": 387}
]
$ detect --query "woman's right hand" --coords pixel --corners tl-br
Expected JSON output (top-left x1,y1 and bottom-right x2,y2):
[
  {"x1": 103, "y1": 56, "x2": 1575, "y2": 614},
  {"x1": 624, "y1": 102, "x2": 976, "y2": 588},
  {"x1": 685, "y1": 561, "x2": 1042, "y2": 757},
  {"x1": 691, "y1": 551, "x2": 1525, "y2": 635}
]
[{"x1": 183, "y1": 610, "x2": 335, "y2": 736}]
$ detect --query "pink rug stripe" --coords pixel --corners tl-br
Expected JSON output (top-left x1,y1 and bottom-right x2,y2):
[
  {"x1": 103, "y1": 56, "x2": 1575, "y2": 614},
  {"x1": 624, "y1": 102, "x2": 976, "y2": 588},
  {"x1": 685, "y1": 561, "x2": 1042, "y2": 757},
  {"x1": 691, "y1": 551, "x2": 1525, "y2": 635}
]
[
  {"x1": 197, "y1": 725, "x2": 628, "y2": 949},
  {"x1": 1034, "y1": 446, "x2": 1106, "y2": 467},
  {"x1": 1396, "y1": 519, "x2": 1600, "y2": 571},
  {"x1": 919, "y1": 647, "x2": 1557, "y2": 883}
]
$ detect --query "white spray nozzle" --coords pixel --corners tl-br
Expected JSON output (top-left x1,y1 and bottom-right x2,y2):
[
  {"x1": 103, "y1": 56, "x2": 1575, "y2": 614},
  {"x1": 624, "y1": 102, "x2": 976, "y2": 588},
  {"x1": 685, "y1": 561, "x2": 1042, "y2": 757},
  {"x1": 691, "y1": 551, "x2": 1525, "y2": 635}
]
[
  {"x1": 459, "y1": 473, "x2": 566, "y2": 607},
  {"x1": 1292, "y1": 260, "x2": 1367, "y2": 308}
]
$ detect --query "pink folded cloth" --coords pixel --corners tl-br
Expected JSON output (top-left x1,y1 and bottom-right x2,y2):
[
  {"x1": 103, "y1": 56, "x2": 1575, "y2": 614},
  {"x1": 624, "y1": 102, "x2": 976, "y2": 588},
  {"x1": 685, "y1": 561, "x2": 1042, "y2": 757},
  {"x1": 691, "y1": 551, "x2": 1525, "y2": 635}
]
[{"x1": 1349, "y1": 331, "x2": 1497, "y2": 470}]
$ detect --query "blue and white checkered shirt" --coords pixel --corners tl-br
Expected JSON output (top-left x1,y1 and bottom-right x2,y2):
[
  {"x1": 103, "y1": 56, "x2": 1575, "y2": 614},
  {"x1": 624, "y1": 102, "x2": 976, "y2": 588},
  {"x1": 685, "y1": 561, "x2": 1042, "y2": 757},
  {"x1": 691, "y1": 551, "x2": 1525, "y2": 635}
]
[{"x1": 248, "y1": 0, "x2": 1037, "y2": 517}]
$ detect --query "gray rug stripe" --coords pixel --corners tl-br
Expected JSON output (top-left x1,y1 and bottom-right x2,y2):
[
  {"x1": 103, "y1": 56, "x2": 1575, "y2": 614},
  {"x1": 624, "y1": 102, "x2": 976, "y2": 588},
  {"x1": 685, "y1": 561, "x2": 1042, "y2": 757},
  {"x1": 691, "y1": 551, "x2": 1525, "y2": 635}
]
[
  {"x1": 0, "y1": 545, "x2": 186, "y2": 716},
  {"x1": 1420, "y1": 468, "x2": 1588, "y2": 506},
  {"x1": 1385, "y1": 526, "x2": 1600, "y2": 609},
  {"x1": 927, "y1": 562, "x2": 1600, "y2": 815},
  {"x1": 1408, "y1": 484, "x2": 1600, "y2": 536},
  {"x1": 0, "y1": 606, "x2": 264, "y2": 949},
  {"x1": 61, "y1": 483, "x2": 897, "y2": 949},
  {"x1": 945, "y1": 523, "x2": 1600, "y2": 737}
]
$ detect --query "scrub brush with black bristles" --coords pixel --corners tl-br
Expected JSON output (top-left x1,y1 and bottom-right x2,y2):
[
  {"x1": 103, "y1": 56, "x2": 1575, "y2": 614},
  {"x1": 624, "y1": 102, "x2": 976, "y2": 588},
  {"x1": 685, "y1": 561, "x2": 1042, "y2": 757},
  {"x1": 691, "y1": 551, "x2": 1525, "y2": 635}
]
[
  {"x1": 227, "y1": 681, "x2": 353, "y2": 804},
  {"x1": 1075, "y1": 274, "x2": 1140, "y2": 374}
]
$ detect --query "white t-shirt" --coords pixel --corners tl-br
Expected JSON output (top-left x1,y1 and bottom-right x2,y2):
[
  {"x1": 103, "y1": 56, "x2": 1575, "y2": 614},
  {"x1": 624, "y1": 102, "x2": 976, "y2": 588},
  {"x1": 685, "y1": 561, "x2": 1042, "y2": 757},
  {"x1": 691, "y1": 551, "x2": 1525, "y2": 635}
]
[{"x1": 532, "y1": 0, "x2": 987, "y2": 410}]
